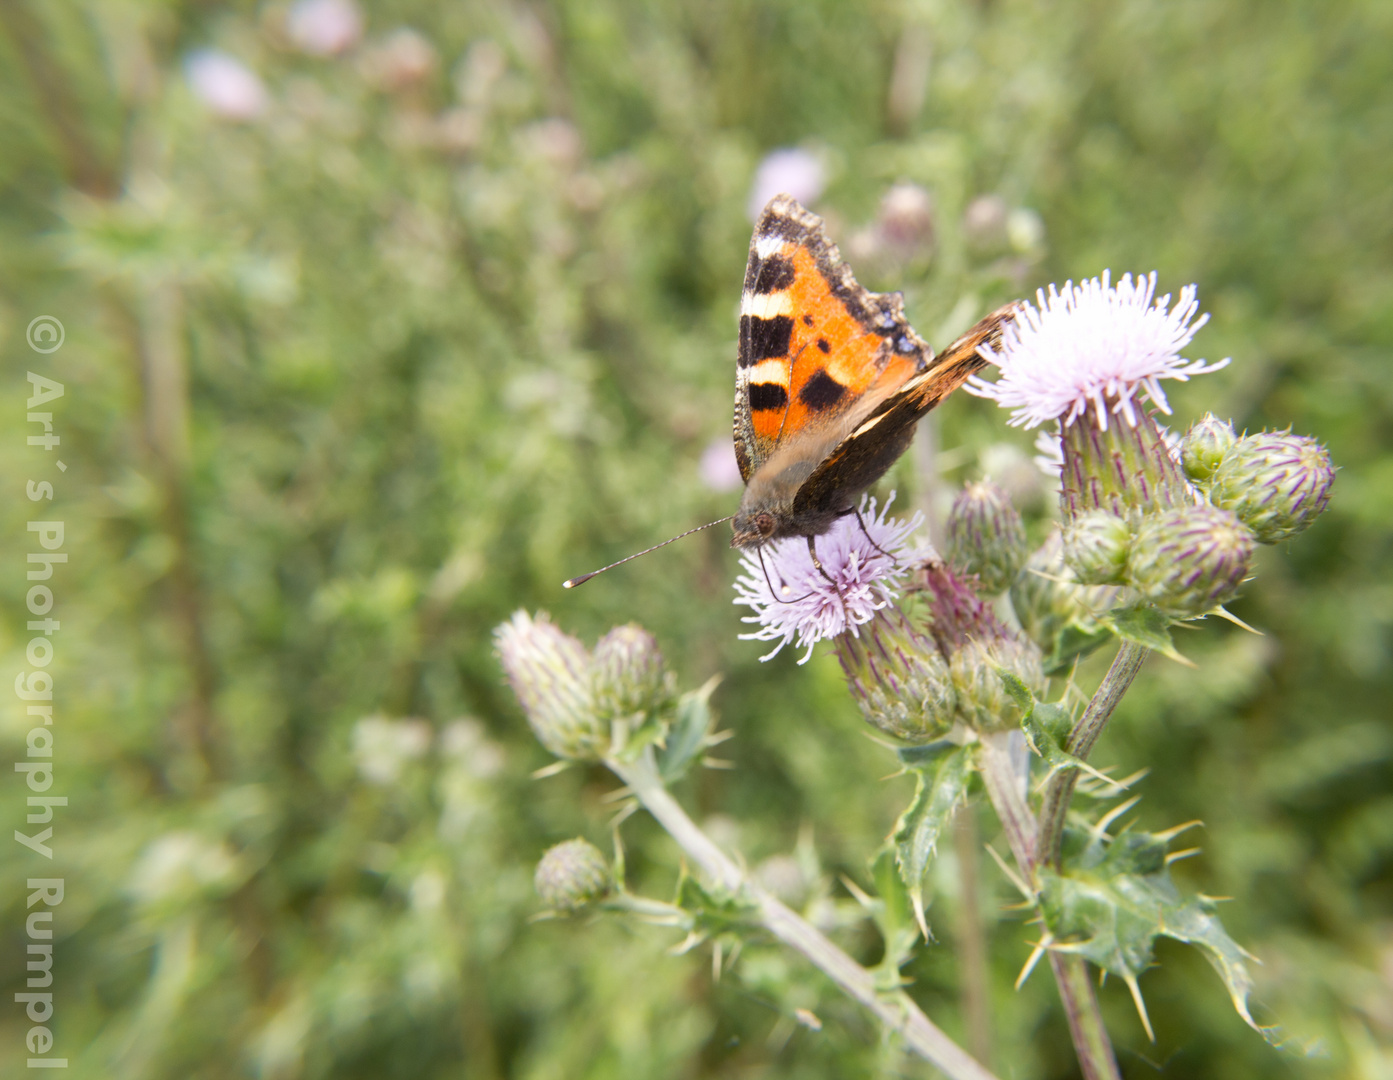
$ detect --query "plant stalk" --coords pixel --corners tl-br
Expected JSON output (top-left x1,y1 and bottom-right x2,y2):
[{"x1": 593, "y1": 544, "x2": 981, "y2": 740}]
[
  {"x1": 609, "y1": 750, "x2": 1001, "y2": 1080},
  {"x1": 977, "y1": 731, "x2": 1121, "y2": 1080},
  {"x1": 1036, "y1": 641, "x2": 1148, "y2": 870}
]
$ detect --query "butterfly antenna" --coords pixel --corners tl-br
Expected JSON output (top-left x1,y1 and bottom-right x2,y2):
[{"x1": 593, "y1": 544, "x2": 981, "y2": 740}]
[
  {"x1": 563, "y1": 516, "x2": 734, "y2": 588},
  {"x1": 758, "y1": 545, "x2": 815, "y2": 605}
]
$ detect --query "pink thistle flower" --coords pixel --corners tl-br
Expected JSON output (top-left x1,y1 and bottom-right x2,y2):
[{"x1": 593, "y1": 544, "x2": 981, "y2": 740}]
[
  {"x1": 733, "y1": 495, "x2": 919, "y2": 664},
  {"x1": 968, "y1": 271, "x2": 1227, "y2": 431}
]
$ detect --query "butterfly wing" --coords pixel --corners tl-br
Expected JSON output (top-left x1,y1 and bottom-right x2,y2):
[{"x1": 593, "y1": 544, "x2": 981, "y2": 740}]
[
  {"x1": 733, "y1": 194, "x2": 932, "y2": 483},
  {"x1": 791, "y1": 305, "x2": 1016, "y2": 517}
]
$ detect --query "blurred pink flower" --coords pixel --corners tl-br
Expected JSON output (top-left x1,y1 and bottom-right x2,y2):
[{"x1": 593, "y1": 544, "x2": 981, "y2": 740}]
[
  {"x1": 747, "y1": 148, "x2": 824, "y2": 222},
  {"x1": 288, "y1": 0, "x2": 363, "y2": 57},
  {"x1": 699, "y1": 438, "x2": 743, "y2": 492},
  {"x1": 184, "y1": 50, "x2": 267, "y2": 121}
]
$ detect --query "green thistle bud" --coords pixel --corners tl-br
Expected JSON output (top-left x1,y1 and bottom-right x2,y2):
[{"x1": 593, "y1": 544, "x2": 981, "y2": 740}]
[
  {"x1": 1128, "y1": 506, "x2": 1254, "y2": 617},
  {"x1": 1062, "y1": 510, "x2": 1131, "y2": 585},
  {"x1": 1010, "y1": 535, "x2": 1117, "y2": 673},
  {"x1": 591, "y1": 624, "x2": 674, "y2": 724},
  {"x1": 535, "y1": 838, "x2": 612, "y2": 912},
  {"x1": 837, "y1": 609, "x2": 957, "y2": 743},
  {"x1": 1059, "y1": 408, "x2": 1189, "y2": 520},
  {"x1": 495, "y1": 611, "x2": 605, "y2": 760},
  {"x1": 911, "y1": 559, "x2": 1046, "y2": 731},
  {"x1": 946, "y1": 479, "x2": 1028, "y2": 594},
  {"x1": 1179, "y1": 413, "x2": 1236, "y2": 482},
  {"x1": 1209, "y1": 432, "x2": 1335, "y2": 544}
]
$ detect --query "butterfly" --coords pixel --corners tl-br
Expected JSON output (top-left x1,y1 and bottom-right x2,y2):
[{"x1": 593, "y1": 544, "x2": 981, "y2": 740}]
[
  {"x1": 729, "y1": 194, "x2": 1015, "y2": 565},
  {"x1": 564, "y1": 194, "x2": 1014, "y2": 588}
]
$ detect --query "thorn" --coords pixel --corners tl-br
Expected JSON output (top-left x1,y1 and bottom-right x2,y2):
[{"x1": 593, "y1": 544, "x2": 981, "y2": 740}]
[
  {"x1": 839, "y1": 874, "x2": 875, "y2": 908},
  {"x1": 1213, "y1": 605, "x2": 1264, "y2": 635},
  {"x1": 911, "y1": 890, "x2": 931, "y2": 943},
  {"x1": 984, "y1": 843, "x2": 1034, "y2": 900},
  {"x1": 700, "y1": 756, "x2": 736, "y2": 770},
  {"x1": 1165, "y1": 847, "x2": 1202, "y2": 865},
  {"x1": 1153, "y1": 819, "x2": 1204, "y2": 842},
  {"x1": 531, "y1": 760, "x2": 571, "y2": 779},
  {"x1": 1125, "y1": 974, "x2": 1156, "y2": 1042},
  {"x1": 1098, "y1": 968, "x2": 1107, "y2": 988},
  {"x1": 1197, "y1": 892, "x2": 1233, "y2": 904},
  {"x1": 712, "y1": 940, "x2": 723, "y2": 982},
  {"x1": 1016, "y1": 935, "x2": 1052, "y2": 989},
  {"x1": 1092, "y1": 796, "x2": 1142, "y2": 838},
  {"x1": 793, "y1": 1007, "x2": 822, "y2": 1032}
]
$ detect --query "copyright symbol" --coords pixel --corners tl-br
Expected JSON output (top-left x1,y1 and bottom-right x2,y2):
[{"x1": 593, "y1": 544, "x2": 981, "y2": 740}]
[{"x1": 27, "y1": 315, "x2": 65, "y2": 354}]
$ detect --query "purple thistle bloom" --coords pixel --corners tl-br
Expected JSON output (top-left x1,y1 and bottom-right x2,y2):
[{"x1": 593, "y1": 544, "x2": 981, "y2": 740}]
[
  {"x1": 968, "y1": 271, "x2": 1227, "y2": 431},
  {"x1": 733, "y1": 495, "x2": 920, "y2": 664}
]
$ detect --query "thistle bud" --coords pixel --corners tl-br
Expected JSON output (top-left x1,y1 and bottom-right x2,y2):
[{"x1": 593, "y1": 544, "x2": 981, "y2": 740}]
[
  {"x1": 535, "y1": 838, "x2": 611, "y2": 912},
  {"x1": 1010, "y1": 535, "x2": 1117, "y2": 672},
  {"x1": 1062, "y1": 510, "x2": 1131, "y2": 585},
  {"x1": 495, "y1": 611, "x2": 605, "y2": 761},
  {"x1": 1179, "y1": 413, "x2": 1236, "y2": 482},
  {"x1": 912, "y1": 559, "x2": 1046, "y2": 730},
  {"x1": 1059, "y1": 408, "x2": 1189, "y2": 520},
  {"x1": 591, "y1": 624, "x2": 674, "y2": 723},
  {"x1": 1128, "y1": 506, "x2": 1254, "y2": 617},
  {"x1": 946, "y1": 479, "x2": 1028, "y2": 594},
  {"x1": 837, "y1": 609, "x2": 957, "y2": 743},
  {"x1": 949, "y1": 637, "x2": 1046, "y2": 731},
  {"x1": 1209, "y1": 432, "x2": 1335, "y2": 544}
]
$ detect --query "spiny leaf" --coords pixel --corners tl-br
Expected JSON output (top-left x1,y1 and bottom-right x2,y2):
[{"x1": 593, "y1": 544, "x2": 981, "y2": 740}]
[
  {"x1": 1038, "y1": 822, "x2": 1275, "y2": 1041},
  {"x1": 885, "y1": 745, "x2": 973, "y2": 941},
  {"x1": 658, "y1": 676, "x2": 720, "y2": 782},
  {"x1": 1042, "y1": 623, "x2": 1114, "y2": 676},
  {"x1": 868, "y1": 848, "x2": 921, "y2": 984},
  {"x1": 1104, "y1": 604, "x2": 1191, "y2": 665}
]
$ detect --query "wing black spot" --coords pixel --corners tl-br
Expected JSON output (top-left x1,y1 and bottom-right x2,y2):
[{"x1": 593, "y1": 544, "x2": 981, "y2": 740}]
[
  {"x1": 799, "y1": 370, "x2": 846, "y2": 411},
  {"x1": 748, "y1": 382, "x2": 789, "y2": 412},
  {"x1": 753, "y1": 255, "x2": 795, "y2": 294},
  {"x1": 816, "y1": 338, "x2": 830, "y2": 353},
  {"x1": 739, "y1": 314, "x2": 794, "y2": 365},
  {"x1": 802, "y1": 314, "x2": 814, "y2": 326}
]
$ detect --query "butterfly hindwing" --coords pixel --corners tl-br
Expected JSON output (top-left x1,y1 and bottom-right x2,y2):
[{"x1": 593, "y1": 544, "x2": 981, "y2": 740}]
[{"x1": 733, "y1": 195, "x2": 932, "y2": 483}]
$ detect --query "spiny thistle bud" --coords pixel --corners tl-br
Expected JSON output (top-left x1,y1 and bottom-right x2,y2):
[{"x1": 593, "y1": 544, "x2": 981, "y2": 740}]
[
  {"x1": 946, "y1": 479, "x2": 1028, "y2": 594},
  {"x1": 591, "y1": 624, "x2": 674, "y2": 724},
  {"x1": 495, "y1": 611, "x2": 605, "y2": 760},
  {"x1": 949, "y1": 637, "x2": 1045, "y2": 731},
  {"x1": 535, "y1": 838, "x2": 611, "y2": 912},
  {"x1": 913, "y1": 559, "x2": 1047, "y2": 730},
  {"x1": 1062, "y1": 510, "x2": 1131, "y2": 585},
  {"x1": 1010, "y1": 534, "x2": 1117, "y2": 672},
  {"x1": 1059, "y1": 407, "x2": 1191, "y2": 520},
  {"x1": 1128, "y1": 506, "x2": 1254, "y2": 617},
  {"x1": 1209, "y1": 431, "x2": 1335, "y2": 544},
  {"x1": 1180, "y1": 413, "x2": 1237, "y2": 482},
  {"x1": 837, "y1": 609, "x2": 957, "y2": 743}
]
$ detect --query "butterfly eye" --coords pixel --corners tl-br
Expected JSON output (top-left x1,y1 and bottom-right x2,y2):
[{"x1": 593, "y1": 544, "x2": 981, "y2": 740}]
[{"x1": 755, "y1": 513, "x2": 775, "y2": 537}]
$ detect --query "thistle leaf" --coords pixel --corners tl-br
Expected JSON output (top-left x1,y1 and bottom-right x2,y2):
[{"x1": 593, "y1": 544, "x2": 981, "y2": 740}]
[
  {"x1": 886, "y1": 745, "x2": 973, "y2": 941},
  {"x1": 1104, "y1": 603, "x2": 1190, "y2": 665},
  {"x1": 658, "y1": 676, "x2": 720, "y2": 782}
]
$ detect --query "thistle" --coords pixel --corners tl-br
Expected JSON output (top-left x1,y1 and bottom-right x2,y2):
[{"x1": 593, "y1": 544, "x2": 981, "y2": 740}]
[
  {"x1": 946, "y1": 479, "x2": 1028, "y2": 594},
  {"x1": 495, "y1": 611, "x2": 606, "y2": 761},
  {"x1": 1209, "y1": 431, "x2": 1336, "y2": 544},
  {"x1": 535, "y1": 839, "x2": 612, "y2": 913},
  {"x1": 836, "y1": 608, "x2": 957, "y2": 743},
  {"x1": 1128, "y1": 506, "x2": 1255, "y2": 617}
]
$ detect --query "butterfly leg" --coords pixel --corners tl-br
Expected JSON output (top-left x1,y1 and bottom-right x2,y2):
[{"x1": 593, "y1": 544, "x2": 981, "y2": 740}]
[
  {"x1": 852, "y1": 505, "x2": 898, "y2": 564},
  {"x1": 806, "y1": 535, "x2": 838, "y2": 587}
]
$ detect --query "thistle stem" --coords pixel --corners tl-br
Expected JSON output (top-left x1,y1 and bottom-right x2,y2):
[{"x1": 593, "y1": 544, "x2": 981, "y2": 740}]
[
  {"x1": 1036, "y1": 641, "x2": 1149, "y2": 870},
  {"x1": 608, "y1": 749, "x2": 1001, "y2": 1080},
  {"x1": 977, "y1": 731, "x2": 1121, "y2": 1080}
]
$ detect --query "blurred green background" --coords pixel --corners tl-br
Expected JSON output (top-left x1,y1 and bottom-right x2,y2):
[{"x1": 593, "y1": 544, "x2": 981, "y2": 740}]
[{"x1": 1, "y1": 1, "x2": 1390, "y2": 1077}]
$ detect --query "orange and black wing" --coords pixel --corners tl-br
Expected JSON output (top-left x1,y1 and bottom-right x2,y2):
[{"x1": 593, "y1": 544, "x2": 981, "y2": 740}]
[
  {"x1": 733, "y1": 195, "x2": 932, "y2": 483},
  {"x1": 791, "y1": 305, "x2": 1016, "y2": 516}
]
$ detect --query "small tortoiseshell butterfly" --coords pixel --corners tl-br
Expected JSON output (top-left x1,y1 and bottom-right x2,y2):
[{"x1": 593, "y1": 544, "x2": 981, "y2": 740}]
[
  {"x1": 564, "y1": 195, "x2": 1015, "y2": 588},
  {"x1": 730, "y1": 194, "x2": 1015, "y2": 559}
]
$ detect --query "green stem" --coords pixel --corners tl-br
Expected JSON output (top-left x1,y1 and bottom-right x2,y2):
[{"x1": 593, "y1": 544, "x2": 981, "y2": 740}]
[
  {"x1": 976, "y1": 732, "x2": 1121, "y2": 1080},
  {"x1": 1036, "y1": 641, "x2": 1148, "y2": 870},
  {"x1": 608, "y1": 749, "x2": 1001, "y2": 1080}
]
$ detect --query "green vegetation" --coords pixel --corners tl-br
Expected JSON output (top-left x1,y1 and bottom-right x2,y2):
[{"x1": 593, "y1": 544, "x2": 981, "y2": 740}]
[{"x1": 1, "y1": 1, "x2": 1389, "y2": 1077}]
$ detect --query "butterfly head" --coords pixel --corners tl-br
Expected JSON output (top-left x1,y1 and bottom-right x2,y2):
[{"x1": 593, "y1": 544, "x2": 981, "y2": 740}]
[{"x1": 730, "y1": 508, "x2": 778, "y2": 551}]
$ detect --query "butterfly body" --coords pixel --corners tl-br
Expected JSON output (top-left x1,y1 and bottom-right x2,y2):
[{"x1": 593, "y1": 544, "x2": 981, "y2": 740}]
[{"x1": 730, "y1": 195, "x2": 1015, "y2": 551}]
